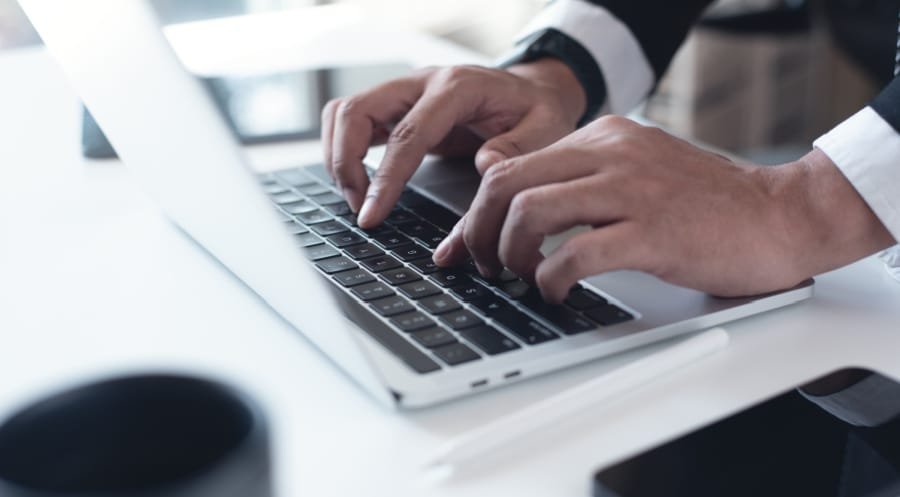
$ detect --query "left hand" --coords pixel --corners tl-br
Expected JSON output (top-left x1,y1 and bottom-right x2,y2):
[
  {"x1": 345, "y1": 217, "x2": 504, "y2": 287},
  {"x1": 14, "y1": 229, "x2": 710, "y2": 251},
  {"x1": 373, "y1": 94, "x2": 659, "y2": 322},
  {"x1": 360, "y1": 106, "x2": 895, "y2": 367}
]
[{"x1": 433, "y1": 116, "x2": 894, "y2": 302}]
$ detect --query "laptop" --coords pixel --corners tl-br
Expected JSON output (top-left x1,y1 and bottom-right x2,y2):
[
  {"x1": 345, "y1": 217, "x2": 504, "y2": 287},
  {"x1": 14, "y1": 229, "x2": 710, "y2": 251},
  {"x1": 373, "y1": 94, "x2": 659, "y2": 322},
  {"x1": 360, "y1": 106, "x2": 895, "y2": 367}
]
[{"x1": 20, "y1": 0, "x2": 813, "y2": 409}]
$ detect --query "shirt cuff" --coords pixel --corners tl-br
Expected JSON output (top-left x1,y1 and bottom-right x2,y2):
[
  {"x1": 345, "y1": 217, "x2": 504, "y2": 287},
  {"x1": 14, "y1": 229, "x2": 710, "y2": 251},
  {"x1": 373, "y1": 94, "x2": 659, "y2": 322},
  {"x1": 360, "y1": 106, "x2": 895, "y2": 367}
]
[
  {"x1": 514, "y1": 0, "x2": 654, "y2": 115},
  {"x1": 813, "y1": 107, "x2": 900, "y2": 244},
  {"x1": 800, "y1": 373, "x2": 900, "y2": 427}
]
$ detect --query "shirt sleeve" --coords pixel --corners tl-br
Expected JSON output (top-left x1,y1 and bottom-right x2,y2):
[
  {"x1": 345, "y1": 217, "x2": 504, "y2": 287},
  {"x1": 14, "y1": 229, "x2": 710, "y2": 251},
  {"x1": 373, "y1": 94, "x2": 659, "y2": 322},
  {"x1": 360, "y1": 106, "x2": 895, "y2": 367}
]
[
  {"x1": 800, "y1": 373, "x2": 900, "y2": 427},
  {"x1": 813, "y1": 106, "x2": 900, "y2": 244},
  {"x1": 512, "y1": 0, "x2": 654, "y2": 114}
]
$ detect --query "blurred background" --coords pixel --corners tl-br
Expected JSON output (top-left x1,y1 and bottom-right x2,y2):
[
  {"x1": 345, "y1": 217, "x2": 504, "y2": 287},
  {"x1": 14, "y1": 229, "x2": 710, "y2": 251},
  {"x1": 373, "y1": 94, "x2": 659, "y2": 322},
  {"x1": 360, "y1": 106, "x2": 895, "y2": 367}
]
[{"x1": 0, "y1": 0, "x2": 883, "y2": 163}]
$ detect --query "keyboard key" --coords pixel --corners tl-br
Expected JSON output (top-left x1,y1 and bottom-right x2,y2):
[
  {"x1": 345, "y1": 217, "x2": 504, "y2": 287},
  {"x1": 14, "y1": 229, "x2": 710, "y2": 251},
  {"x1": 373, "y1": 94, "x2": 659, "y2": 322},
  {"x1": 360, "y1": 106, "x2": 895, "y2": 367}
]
[
  {"x1": 358, "y1": 224, "x2": 393, "y2": 236},
  {"x1": 281, "y1": 200, "x2": 318, "y2": 215},
  {"x1": 491, "y1": 307, "x2": 559, "y2": 345},
  {"x1": 297, "y1": 209, "x2": 332, "y2": 225},
  {"x1": 397, "y1": 190, "x2": 430, "y2": 208},
  {"x1": 302, "y1": 163, "x2": 336, "y2": 185},
  {"x1": 385, "y1": 208, "x2": 418, "y2": 225},
  {"x1": 461, "y1": 259, "x2": 480, "y2": 275},
  {"x1": 271, "y1": 191, "x2": 304, "y2": 204},
  {"x1": 338, "y1": 213, "x2": 359, "y2": 227},
  {"x1": 439, "y1": 310, "x2": 483, "y2": 330},
  {"x1": 565, "y1": 288, "x2": 607, "y2": 310},
  {"x1": 469, "y1": 296, "x2": 511, "y2": 316},
  {"x1": 432, "y1": 343, "x2": 480, "y2": 366},
  {"x1": 418, "y1": 294, "x2": 461, "y2": 315},
  {"x1": 333, "y1": 268, "x2": 375, "y2": 287},
  {"x1": 351, "y1": 282, "x2": 395, "y2": 301},
  {"x1": 410, "y1": 328, "x2": 457, "y2": 349},
  {"x1": 284, "y1": 222, "x2": 308, "y2": 234},
  {"x1": 360, "y1": 255, "x2": 403, "y2": 273},
  {"x1": 315, "y1": 256, "x2": 357, "y2": 274},
  {"x1": 304, "y1": 244, "x2": 340, "y2": 261},
  {"x1": 310, "y1": 192, "x2": 345, "y2": 206},
  {"x1": 311, "y1": 221, "x2": 348, "y2": 236},
  {"x1": 392, "y1": 244, "x2": 431, "y2": 262},
  {"x1": 344, "y1": 243, "x2": 384, "y2": 260},
  {"x1": 450, "y1": 282, "x2": 490, "y2": 302},
  {"x1": 414, "y1": 231, "x2": 447, "y2": 249},
  {"x1": 397, "y1": 280, "x2": 442, "y2": 300},
  {"x1": 459, "y1": 325, "x2": 520, "y2": 355},
  {"x1": 430, "y1": 269, "x2": 467, "y2": 288},
  {"x1": 326, "y1": 231, "x2": 366, "y2": 248},
  {"x1": 274, "y1": 169, "x2": 313, "y2": 186},
  {"x1": 480, "y1": 268, "x2": 520, "y2": 288},
  {"x1": 407, "y1": 203, "x2": 460, "y2": 231},
  {"x1": 380, "y1": 268, "x2": 422, "y2": 286},
  {"x1": 294, "y1": 232, "x2": 323, "y2": 247},
  {"x1": 372, "y1": 232, "x2": 411, "y2": 249},
  {"x1": 410, "y1": 258, "x2": 439, "y2": 274},
  {"x1": 397, "y1": 222, "x2": 441, "y2": 240},
  {"x1": 325, "y1": 202, "x2": 352, "y2": 216},
  {"x1": 520, "y1": 293, "x2": 595, "y2": 335},
  {"x1": 370, "y1": 296, "x2": 416, "y2": 317},
  {"x1": 584, "y1": 304, "x2": 634, "y2": 326},
  {"x1": 262, "y1": 182, "x2": 290, "y2": 195},
  {"x1": 390, "y1": 312, "x2": 435, "y2": 332},
  {"x1": 294, "y1": 182, "x2": 331, "y2": 195},
  {"x1": 497, "y1": 279, "x2": 532, "y2": 299}
]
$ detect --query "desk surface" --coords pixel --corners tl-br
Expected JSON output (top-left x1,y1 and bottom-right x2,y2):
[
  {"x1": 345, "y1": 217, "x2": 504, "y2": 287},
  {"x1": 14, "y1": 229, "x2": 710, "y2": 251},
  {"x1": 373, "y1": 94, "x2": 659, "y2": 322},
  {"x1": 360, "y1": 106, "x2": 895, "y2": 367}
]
[{"x1": 2, "y1": 11, "x2": 900, "y2": 497}]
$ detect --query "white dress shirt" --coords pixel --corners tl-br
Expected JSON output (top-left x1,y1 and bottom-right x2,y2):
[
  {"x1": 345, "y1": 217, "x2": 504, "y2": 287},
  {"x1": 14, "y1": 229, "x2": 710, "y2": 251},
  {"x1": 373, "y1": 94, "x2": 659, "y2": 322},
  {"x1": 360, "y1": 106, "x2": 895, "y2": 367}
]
[{"x1": 518, "y1": 0, "x2": 900, "y2": 426}]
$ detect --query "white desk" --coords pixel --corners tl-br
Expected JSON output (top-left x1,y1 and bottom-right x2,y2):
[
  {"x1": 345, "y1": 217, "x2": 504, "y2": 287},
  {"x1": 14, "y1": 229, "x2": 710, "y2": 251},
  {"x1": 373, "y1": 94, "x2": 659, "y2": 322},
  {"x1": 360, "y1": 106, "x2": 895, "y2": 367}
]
[{"x1": 2, "y1": 10, "x2": 900, "y2": 497}]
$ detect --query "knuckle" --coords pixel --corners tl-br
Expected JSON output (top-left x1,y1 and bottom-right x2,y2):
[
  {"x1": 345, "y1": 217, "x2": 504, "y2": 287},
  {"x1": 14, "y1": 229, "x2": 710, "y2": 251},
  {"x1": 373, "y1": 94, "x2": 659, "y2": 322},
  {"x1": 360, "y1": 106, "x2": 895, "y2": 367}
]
[
  {"x1": 481, "y1": 159, "x2": 516, "y2": 196},
  {"x1": 508, "y1": 190, "x2": 541, "y2": 223},
  {"x1": 387, "y1": 120, "x2": 419, "y2": 146},
  {"x1": 369, "y1": 168, "x2": 400, "y2": 191},
  {"x1": 337, "y1": 96, "x2": 366, "y2": 119},
  {"x1": 330, "y1": 156, "x2": 355, "y2": 177},
  {"x1": 433, "y1": 65, "x2": 478, "y2": 92},
  {"x1": 595, "y1": 114, "x2": 630, "y2": 130}
]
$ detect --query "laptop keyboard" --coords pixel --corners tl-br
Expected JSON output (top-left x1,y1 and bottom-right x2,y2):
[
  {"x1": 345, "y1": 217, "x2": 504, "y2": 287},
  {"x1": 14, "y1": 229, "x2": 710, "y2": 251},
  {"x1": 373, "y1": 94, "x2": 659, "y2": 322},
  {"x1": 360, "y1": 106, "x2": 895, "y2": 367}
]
[{"x1": 260, "y1": 165, "x2": 634, "y2": 374}]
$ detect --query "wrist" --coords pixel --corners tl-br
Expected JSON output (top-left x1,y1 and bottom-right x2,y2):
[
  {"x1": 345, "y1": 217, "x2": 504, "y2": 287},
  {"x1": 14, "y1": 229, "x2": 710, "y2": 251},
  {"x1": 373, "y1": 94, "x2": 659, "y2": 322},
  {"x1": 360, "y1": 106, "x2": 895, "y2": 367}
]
[
  {"x1": 763, "y1": 149, "x2": 894, "y2": 279},
  {"x1": 506, "y1": 58, "x2": 587, "y2": 129}
]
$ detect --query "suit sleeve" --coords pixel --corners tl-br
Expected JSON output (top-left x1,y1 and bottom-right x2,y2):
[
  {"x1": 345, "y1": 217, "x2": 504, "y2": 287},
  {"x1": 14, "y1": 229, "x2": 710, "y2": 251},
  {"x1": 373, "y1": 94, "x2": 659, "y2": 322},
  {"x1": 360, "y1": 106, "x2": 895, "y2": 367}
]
[{"x1": 510, "y1": 0, "x2": 715, "y2": 115}]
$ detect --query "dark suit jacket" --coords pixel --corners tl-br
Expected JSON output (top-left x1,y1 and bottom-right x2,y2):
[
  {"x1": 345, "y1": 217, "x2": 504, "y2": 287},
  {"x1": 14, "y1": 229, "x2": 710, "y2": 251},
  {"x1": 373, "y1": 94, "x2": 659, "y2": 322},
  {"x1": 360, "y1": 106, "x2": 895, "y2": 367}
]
[{"x1": 581, "y1": 0, "x2": 900, "y2": 132}]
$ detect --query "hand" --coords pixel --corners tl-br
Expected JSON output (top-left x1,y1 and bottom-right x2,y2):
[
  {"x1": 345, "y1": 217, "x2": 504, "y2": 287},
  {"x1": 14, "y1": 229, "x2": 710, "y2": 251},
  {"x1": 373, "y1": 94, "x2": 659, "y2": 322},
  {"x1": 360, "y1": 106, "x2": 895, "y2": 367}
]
[
  {"x1": 434, "y1": 116, "x2": 894, "y2": 302},
  {"x1": 320, "y1": 59, "x2": 586, "y2": 228}
]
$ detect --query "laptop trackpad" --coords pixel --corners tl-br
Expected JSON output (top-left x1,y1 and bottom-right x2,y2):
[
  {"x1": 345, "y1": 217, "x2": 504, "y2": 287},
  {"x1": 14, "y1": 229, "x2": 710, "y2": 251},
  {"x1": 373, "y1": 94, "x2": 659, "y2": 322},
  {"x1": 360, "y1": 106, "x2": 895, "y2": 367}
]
[{"x1": 406, "y1": 156, "x2": 481, "y2": 215}]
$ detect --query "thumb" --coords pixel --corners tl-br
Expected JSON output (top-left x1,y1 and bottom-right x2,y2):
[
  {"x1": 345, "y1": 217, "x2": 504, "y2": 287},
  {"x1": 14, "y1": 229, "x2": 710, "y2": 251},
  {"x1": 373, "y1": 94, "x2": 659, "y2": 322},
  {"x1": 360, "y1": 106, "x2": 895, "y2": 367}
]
[{"x1": 473, "y1": 110, "x2": 569, "y2": 175}]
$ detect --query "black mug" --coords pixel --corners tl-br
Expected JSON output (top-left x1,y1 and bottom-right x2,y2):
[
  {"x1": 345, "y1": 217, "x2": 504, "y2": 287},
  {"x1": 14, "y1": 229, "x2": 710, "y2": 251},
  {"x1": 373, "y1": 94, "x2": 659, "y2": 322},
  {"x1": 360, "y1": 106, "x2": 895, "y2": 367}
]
[{"x1": 0, "y1": 375, "x2": 271, "y2": 497}]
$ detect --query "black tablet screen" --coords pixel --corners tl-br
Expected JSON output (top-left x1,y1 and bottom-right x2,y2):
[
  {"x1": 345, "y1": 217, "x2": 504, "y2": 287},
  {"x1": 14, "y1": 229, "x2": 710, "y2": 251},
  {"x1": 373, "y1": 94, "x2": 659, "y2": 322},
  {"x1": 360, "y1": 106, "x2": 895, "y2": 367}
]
[{"x1": 593, "y1": 369, "x2": 900, "y2": 497}]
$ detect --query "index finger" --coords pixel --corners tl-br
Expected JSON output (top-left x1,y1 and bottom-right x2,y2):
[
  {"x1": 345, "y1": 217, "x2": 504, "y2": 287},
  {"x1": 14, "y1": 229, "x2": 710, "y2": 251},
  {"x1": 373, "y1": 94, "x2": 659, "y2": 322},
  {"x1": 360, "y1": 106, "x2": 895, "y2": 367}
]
[
  {"x1": 330, "y1": 78, "x2": 423, "y2": 212},
  {"x1": 357, "y1": 88, "x2": 471, "y2": 228}
]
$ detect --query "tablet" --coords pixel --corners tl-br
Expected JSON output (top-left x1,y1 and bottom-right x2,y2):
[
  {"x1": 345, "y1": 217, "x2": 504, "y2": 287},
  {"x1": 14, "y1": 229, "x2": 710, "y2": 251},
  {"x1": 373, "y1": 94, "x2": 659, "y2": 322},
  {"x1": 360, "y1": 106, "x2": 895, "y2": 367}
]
[{"x1": 593, "y1": 368, "x2": 900, "y2": 497}]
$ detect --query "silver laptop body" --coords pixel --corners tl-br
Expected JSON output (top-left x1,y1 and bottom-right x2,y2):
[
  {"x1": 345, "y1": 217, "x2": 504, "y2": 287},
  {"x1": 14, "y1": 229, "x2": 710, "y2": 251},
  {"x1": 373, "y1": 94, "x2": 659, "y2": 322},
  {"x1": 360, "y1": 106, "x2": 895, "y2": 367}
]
[{"x1": 21, "y1": 0, "x2": 813, "y2": 409}]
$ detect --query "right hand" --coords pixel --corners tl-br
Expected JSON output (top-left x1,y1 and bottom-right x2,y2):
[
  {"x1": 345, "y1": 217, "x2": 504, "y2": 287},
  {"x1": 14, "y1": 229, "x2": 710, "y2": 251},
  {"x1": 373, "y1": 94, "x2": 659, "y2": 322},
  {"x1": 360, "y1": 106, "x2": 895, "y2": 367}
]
[{"x1": 320, "y1": 59, "x2": 587, "y2": 228}]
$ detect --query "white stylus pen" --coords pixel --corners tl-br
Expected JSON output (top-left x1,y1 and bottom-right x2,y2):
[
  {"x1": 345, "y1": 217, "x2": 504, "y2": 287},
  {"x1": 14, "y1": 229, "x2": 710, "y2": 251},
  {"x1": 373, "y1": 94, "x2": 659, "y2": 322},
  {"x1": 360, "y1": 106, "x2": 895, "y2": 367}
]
[{"x1": 425, "y1": 327, "x2": 730, "y2": 470}]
